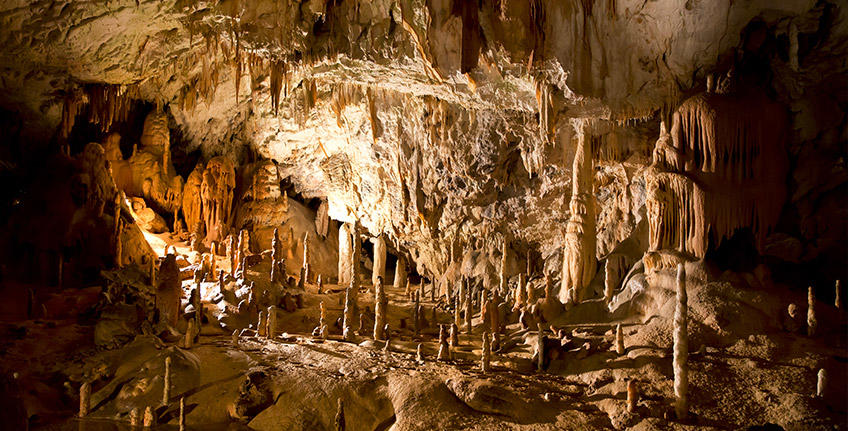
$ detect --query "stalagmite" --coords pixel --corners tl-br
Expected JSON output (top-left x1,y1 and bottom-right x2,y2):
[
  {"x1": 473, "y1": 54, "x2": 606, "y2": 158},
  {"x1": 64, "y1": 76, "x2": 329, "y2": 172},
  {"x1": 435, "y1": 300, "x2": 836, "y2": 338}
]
[
  {"x1": 342, "y1": 288, "x2": 354, "y2": 341},
  {"x1": 317, "y1": 275, "x2": 323, "y2": 292},
  {"x1": 302, "y1": 232, "x2": 310, "y2": 283},
  {"x1": 267, "y1": 306, "x2": 277, "y2": 338},
  {"x1": 673, "y1": 264, "x2": 689, "y2": 420},
  {"x1": 179, "y1": 397, "x2": 186, "y2": 431},
  {"x1": 225, "y1": 235, "x2": 235, "y2": 273},
  {"x1": 604, "y1": 261, "x2": 615, "y2": 304},
  {"x1": 338, "y1": 223, "x2": 352, "y2": 286},
  {"x1": 454, "y1": 296, "x2": 462, "y2": 328},
  {"x1": 560, "y1": 122, "x2": 596, "y2": 304},
  {"x1": 817, "y1": 368, "x2": 826, "y2": 397},
  {"x1": 465, "y1": 281, "x2": 473, "y2": 334},
  {"x1": 373, "y1": 277, "x2": 387, "y2": 340},
  {"x1": 143, "y1": 406, "x2": 155, "y2": 427},
  {"x1": 115, "y1": 220, "x2": 124, "y2": 268},
  {"x1": 79, "y1": 381, "x2": 91, "y2": 417},
  {"x1": 515, "y1": 273, "x2": 526, "y2": 309},
  {"x1": 437, "y1": 324, "x2": 449, "y2": 361},
  {"x1": 416, "y1": 343, "x2": 424, "y2": 362},
  {"x1": 481, "y1": 331, "x2": 491, "y2": 373},
  {"x1": 185, "y1": 319, "x2": 195, "y2": 349},
  {"x1": 449, "y1": 322, "x2": 459, "y2": 348},
  {"x1": 413, "y1": 291, "x2": 421, "y2": 337},
  {"x1": 836, "y1": 280, "x2": 842, "y2": 310},
  {"x1": 129, "y1": 407, "x2": 140, "y2": 426},
  {"x1": 372, "y1": 235, "x2": 386, "y2": 288},
  {"x1": 163, "y1": 357, "x2": 171, "y2": 405},
  {"x1": 615, "y1": 324, "x2": 625, "y2": 355},
  {"x1": 232, "y1": 330, "x2": 239, "y2": 346},
  {"x1": 499, "y1": 237, "x2": 508, "y2": 292},
  {"x1": 627, "y1": 380, "x2": 638, "y2": 413},
  {"x1": 335, "y1": 398, "x2": 345, "y2": 431},
  {"x1": 536, "y1": 323, "x2": 545, "y2": 372},
  {"x1": 257, "y1": 311, "x2": 266, "y2": 339},
  {"x1": 807, "y1": 286, "x2": 817, "y2": 337},
  {"x1": 350, "y1": 222, "x2": 361, "y2": 292},
  {"x1": 394, "y1": 255, "x2": 408, "y2": 289}
]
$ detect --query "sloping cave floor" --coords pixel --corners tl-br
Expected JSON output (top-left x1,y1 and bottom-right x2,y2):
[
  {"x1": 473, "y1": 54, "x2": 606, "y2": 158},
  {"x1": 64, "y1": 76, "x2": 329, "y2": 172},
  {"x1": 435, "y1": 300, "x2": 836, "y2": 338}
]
[{"x1": 2, "y1": 235, "x2": 847, "y2": 431}]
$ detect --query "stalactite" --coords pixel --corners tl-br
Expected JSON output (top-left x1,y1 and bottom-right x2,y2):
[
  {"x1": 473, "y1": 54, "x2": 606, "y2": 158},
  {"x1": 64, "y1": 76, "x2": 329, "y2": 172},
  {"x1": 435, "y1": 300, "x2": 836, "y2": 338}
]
[{"x1": 647, "y1": 91, "x2": 788, "y2": 259}]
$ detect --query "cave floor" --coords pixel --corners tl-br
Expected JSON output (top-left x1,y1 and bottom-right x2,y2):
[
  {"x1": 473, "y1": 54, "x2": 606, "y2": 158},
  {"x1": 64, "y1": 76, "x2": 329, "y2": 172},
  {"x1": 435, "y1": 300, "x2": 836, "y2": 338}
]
[{"x1": 4, "y1": 274, "x2": 844, "y2": 430}]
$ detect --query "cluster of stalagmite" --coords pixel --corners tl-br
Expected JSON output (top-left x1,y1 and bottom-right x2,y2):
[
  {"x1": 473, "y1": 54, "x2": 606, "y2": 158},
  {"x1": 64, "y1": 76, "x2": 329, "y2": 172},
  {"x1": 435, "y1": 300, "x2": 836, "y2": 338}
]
[
  {"x1": 560, "y1": 122, "x2": 597, "y2": 304},
  {"x1": 200, "y1": 157, "x2": 236, "y2": 245}
]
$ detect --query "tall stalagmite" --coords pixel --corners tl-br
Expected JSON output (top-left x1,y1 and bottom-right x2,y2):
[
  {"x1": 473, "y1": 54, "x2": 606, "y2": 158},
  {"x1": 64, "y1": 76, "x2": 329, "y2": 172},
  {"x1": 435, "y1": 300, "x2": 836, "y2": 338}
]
[
  {"x1": 673, "y1": 264, "x2": 689, "y2": 420},
  {"x1": 372, "y1": 235, "x2": 386, "y2": 288},
  {"x1": 560, "y1": 122, "x2": 596, "y2": 304}
]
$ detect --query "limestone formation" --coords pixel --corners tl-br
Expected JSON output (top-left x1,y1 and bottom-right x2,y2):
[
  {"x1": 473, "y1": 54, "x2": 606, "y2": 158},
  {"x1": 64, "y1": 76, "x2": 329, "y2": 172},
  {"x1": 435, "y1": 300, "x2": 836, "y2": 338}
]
[
  {"x1": 79, "y1": 381, "x2": 91, "y2": 417},
  {"x1": 338, "y1": 223, "x2": 353, "y2": 286},
  {"x1": 373, "y1": 277, "x2": 387, "y2": 340},
  {"x1": 157, "y1": 253, "x2": 181, "y2": 327},
  {"x1": 200, "y1": 157, "x2": 236, "y2": 245},
  {"x1": 836, "y1": 280, "x2": 842, "y2": 310},
  {"x1": 560, "y1": 123, "x2": 596, "y2": 304},
  {"x1": 129, "y1": 407, "x2": 140, "y2": 426},
  {"x1": 257, "y1": 311, "x2": 266, "y2": 339},
  {"x1": 627, "y1": 380, "x2": 638, "y2": 413},
  {"x1": 416, "y1": 344, "x2": 424, "y2": 362},
  {"x1": 817, "y1": 368, "x2": 827, "y2": 398},
  {"x1": 185, "y1": 319, "x2": 196, "y2": 349},
  {"x1": 536, "y1": 324, "x2": 545, "y2": 372},
  {"x1": 604, "y1": 260, "x2": 615, "y2": 304},
  {"x1": 267, "y1": 306, "x2": 277, "y2": 338},
  {"x1": 182, "y1": 163, "x2": 204, "y2": 245},
  {"x1": 481, "y1": 332, "x2": 491, "y2": 373},
  {"x1": 163, "y1": 357, "x2": 172, "y2": 405},
  {"x1": 143, "y1": 406, "x2": 155, "y2": 427},
  {"x1": 302, "y1": 232, "x2": 310, "y2": 283},
  {"x1": 449, "y1": 322, "x2": 459, "y2": 348},
  {"x1": 372, "y1": 235, "x2": 386, "y2": 288},
  {"x1": 394, "y1": 255, "x2": 408, "y2": 289},
  {"x1": 514, "y1": 273, "x2": 526, "y2": 310},
  {"x1": 413, "y1": 290, "x2": 421, "y2": 337},
  {"x1": 465, "y1": 283, "x2": 473, "y2": 334},
  {"x1": 350, "y1": 221, "x2": 361, "y2": 291},
  {"x1": 232, "y1": 330, "x2": 239, "y2": 346},
  {"x1": 499, "y1": 237, "x2": 508, "y2": 292},
  {"x1": 342, "y1": 289, "x2": 354, "y2": 341},
  {"x1": 673, "y1": 264, "x2": 689, "y2": 420},
  {"x1": 179, "y1": 397, "x2": 186, "y2": 431},
  {"x1": 454, "y1": 296, "x2": 462, "y2": 328},
  {"x1": 335, "y1": 398, "x2": 345, "y2": 431},
  {"x1": 615, "y1": 324, "x2": 625, "y2": 355},
  {"x1": 807, "y1": 286, "x2": 817, "y2": 337},
  {"x1": 437, "y1": 324, "x2": 449, "y2": 361}
]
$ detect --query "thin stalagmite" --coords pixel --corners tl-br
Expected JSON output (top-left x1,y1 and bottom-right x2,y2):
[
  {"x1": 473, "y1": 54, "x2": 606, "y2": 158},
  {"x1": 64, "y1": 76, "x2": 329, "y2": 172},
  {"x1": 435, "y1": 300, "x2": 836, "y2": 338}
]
[
  {"x1": 615, "y1": 324, "x2": 625, "y2": 355},
  {"x1": 673, "y1": 264, "x2": 689, "y2": 420},
  {"x1": 267, "y1": 306, "x2": 277, "y2": 338},
  {"x1": 807, "y1": 286, "x2": 817, "y2": 337},
  {"x1": 437, "y1": 324, "x2": 449, "y2": 361},
  {"x1": 481, "y1": 331, "x2": 491, "y2": 373},
  {"x1": 373, "y1": 277, "x2": 387, "y2": 340},
  {"x1": 627, "y1": 380, "x2": 638, "y2": 413},
  {"x1": 817, "y1": 368, "x2": 827, "y2": 398},
  {"x1": 372, "y1": 235, "x2": 386, "y2": 288},
  {"x1": 79, "y1": 381, "x2": 91, "y2": 417},
  {"x1": 465, "y1": 281, "x2": 473, "y2": 334},
  {"x1": 163, "y1": 357, "x2": 171, "y2": 405}
]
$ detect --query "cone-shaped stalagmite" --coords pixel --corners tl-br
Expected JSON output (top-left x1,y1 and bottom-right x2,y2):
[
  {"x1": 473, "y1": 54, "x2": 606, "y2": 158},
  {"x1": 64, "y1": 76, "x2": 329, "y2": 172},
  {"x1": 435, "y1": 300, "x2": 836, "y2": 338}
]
[
  {"x1": 163, "y1": 357, "x2": 171, "y2": 405},
  {"x1": 267, "y1": 306, "x2": 277, "y2": 338},
  {"x1": 465, "y1": 280, "x2": 473, "y2": 334},
  {"x1": 481, "y1": 331, "x2": 491, "y2": 373},
  {"x1": 437, "y1": 324, "x2": 449, "y2": 361},
  {"x1": 807, "y1": 286, "x2": 818, "y2": 337},
  {"x1": 302, "y1": 232, "x2": 310, "y2": 283},
  {"x1": 817, "y1": 368, "x2": 827, "y2": 398},
  {"x1": 338, "y1": 224, "x2": 352, "y2": 286},
  {"x1": 394, "y1": 255, "x2": 408, "y2": 289},
  {"x1": 615, "y1": 324, "x2": 625, "y2": 355},
  {"x1": 342, "y1": 288, "x2": 354, "y2": 341},
  {"x1": 673, "y1": 264, "x2": 689, "y2": 420},
  {"x1": 627, "y1": 380, "x2": 638, "y2": 413},
  {"x1": 373, "y1": 277, "x2": 387, "y2": 340},
  {"x1": 79, "y1": 382, "x2": 91, "y2": 417},
  {"x1": 560, "y1": 122, "x2": 596, "y2": 304},
  {"x1": 372, "y1": 235, "x2": 386, "y2": 288}
]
